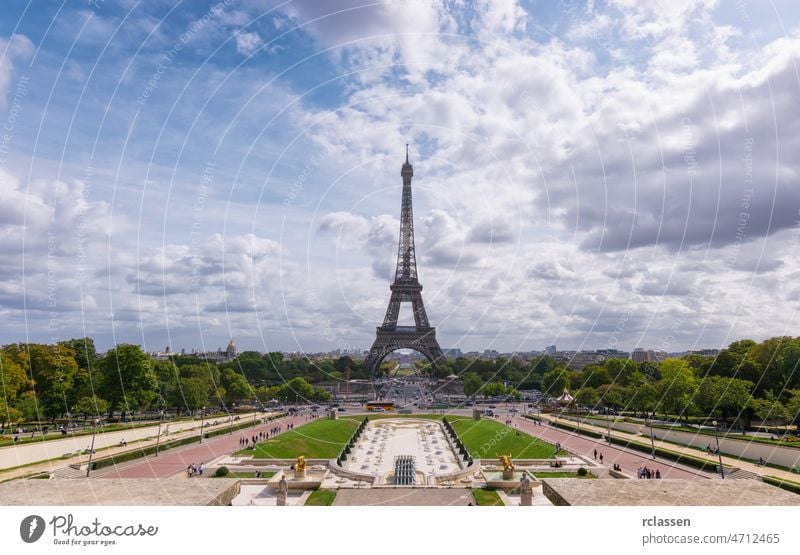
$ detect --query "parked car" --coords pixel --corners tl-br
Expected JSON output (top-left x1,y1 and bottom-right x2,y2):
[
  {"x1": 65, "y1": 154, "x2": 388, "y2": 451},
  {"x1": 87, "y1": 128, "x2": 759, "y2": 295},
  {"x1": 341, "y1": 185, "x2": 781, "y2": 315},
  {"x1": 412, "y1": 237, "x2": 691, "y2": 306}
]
[{"x1": 337, "y1": 407, "x2": 346, "y2": 412}]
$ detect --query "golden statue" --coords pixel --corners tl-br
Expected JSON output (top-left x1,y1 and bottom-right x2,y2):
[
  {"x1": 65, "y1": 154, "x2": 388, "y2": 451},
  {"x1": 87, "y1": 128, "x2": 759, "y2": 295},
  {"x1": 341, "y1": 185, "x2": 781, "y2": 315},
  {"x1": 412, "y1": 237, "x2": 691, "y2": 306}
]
[
  {"x1": 498, "y1": 454, "x2": 515, "y2": 472},
  {"x1": 295, "y1": 455, "x2": 307, "y2": 472}
]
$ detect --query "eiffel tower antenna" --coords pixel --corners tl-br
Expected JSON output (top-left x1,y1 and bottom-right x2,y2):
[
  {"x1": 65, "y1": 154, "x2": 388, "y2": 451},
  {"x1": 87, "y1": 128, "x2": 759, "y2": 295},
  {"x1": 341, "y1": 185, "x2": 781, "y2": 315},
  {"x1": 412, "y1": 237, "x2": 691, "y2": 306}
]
[{"x1": 365, "y1": 148, "x2": 445, "y2": 382}]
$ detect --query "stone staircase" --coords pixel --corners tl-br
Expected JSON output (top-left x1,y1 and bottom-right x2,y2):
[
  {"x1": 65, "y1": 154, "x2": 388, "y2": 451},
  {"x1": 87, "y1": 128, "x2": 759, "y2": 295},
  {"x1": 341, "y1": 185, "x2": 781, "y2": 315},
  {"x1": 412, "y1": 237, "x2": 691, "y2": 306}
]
[
  {"x1": 50, "y1": 465, "x2": 85, "y2": 479},
  {"x1": 726, "y1": 468, "x2": 761, "y2": 480}
]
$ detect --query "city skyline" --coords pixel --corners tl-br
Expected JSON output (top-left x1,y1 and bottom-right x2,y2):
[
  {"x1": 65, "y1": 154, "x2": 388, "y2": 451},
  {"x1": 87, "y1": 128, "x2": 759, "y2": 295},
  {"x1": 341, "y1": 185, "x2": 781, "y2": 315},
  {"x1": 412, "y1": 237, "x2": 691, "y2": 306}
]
[{"x1": 1, "y1": 1, "x2": 800, "y2": 354}]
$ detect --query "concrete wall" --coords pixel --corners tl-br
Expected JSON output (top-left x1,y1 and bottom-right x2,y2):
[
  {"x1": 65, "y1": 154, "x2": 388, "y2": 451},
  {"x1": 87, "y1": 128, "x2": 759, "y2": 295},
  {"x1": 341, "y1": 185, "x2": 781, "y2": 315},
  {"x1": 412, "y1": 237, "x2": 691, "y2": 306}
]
[
  {"x1": 434, "y1": 459, "x2": 480, "y2": 484},
  {"x1": 648, "y1": 427, "x2": 800, "y2": 469}
]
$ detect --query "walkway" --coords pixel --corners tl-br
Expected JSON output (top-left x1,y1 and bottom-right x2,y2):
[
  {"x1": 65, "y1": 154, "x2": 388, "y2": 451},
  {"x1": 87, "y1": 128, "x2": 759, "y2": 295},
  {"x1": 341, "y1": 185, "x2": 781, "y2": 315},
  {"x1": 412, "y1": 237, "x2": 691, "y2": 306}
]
[
  {"x1": 0, "y1": 412, "x2": 268, "y2": 482},
  {"x1": 0, "y1": 413, "x2": 259, "y2": 470},
  {"x1": 512, "y1": 415, "x2": 704, "y2": 479}
]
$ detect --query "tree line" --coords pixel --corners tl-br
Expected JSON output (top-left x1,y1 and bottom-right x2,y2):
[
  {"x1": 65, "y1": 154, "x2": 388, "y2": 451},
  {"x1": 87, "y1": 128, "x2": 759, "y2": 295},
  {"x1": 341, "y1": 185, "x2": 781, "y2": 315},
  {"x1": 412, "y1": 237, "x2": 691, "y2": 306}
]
[
  {"x1": 533, "y1": 338, "x2": 800, "y2": 428},
  {"x1": 0, "y1": 339, "x2": 331, "y2": 426}
]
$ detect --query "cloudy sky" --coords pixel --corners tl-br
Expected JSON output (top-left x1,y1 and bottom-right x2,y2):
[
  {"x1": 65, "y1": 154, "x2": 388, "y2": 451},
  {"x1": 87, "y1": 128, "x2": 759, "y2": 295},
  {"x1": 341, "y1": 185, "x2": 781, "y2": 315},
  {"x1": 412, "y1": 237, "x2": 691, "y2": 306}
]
[{"x1": 0, "y1": 0, "x2": 799, "y2": 355}]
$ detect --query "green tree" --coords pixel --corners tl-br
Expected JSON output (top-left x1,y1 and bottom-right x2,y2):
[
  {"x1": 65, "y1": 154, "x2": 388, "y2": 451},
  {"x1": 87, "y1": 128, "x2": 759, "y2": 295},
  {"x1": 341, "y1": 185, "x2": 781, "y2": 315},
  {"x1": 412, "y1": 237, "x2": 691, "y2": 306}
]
[
  {"x1": 463, "y1": 373, "x2": 483, "y2": 398},
  {"x1": 0, "y1": 398, "x2": 22, "y2": 428},
  {"x1": 221, "y1": 369, "x2": 251, "y2": 405},
  {"x1": 624, "y1": 382, "x2": 657, "y2": 417},
  {"x1": 541, "y1": 369, "x2": 567, "y2": 396},
  {"x1": 0, "y1": 350, "x2": 30, "y2": 411},
  {"x1": 750, "y1": 390, "x2": 789, "y2": 425},
  {"x1": 73, "y1": 395, "x2": 109, "y2": 418},
  {"x1": 5, "y1": 344, "x2": 83, "y2": 421},
  {"x1": 100, "y1": 344, "x2": 158, "y2": 415},
  {"x1": 695, "y1": 376, "x2": 753, "y2": 423},
  {"x1": 786, "y1": 390, "x2": 800, "y2": 431},
  {"x1": 481, "y1": 382, "x2": 504, "y2": 399},
  {"x1": 278, "y1": 377, "x2": 315, "y2": 403},
  {"x1": 179, "y1": 377, "x2": 210, "y2": 413},
  {"x1": 655, "y1": 358, "x2": 698, "y2": 422},
  {"x1": 575, "y1": 387, "x2": 600, "y2": 408}
]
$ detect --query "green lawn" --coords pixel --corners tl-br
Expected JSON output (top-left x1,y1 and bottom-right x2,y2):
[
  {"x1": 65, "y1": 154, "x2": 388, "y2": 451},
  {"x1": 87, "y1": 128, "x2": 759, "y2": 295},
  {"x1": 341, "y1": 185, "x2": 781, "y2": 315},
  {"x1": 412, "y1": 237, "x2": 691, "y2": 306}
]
[
  {"x1": 305, "y1": 489, "x2": 337, "y2": 506},
  {"x1": 242, "y1": 418, "x2": 362, "y2": 459},
  {"x1": 472, "y1": 488, "x2": 503, "y2": 506},
  {"x1": 448, "y1": 417, "x2": 558, "y2": 459}
]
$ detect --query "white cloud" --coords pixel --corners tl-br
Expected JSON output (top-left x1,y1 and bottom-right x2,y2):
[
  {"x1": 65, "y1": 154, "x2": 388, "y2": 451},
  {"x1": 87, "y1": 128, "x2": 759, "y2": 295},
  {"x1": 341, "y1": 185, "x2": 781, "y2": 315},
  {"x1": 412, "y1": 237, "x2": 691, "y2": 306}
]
[
  {"x1": 0, "y1": 34, "x2": 33, "y2": 108},
  {"x1": 234, "y1": 30, "x2": 263, "y2": 55}
]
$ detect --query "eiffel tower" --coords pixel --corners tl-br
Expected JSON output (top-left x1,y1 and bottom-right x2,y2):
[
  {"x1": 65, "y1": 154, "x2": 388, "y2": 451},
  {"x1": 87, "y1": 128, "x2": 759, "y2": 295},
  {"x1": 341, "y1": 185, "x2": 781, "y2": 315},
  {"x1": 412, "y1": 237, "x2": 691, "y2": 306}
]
[{"x1": 365, "y1": 147, "x2": 445, "y2": 378}]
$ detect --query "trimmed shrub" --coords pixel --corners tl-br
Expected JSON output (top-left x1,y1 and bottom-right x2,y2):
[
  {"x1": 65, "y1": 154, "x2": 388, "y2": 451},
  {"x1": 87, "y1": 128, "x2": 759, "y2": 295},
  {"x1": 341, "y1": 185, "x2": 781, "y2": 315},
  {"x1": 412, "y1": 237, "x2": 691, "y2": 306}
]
[
  {"x1": 762, "y1": 476, "x2": 800, "y2": 495},
  {"x1": 577, "y1": 467, "x2": 588, "y2": 476},
  {"x1": 215, "y1": 466, "x2": 229, "y2": 477}
]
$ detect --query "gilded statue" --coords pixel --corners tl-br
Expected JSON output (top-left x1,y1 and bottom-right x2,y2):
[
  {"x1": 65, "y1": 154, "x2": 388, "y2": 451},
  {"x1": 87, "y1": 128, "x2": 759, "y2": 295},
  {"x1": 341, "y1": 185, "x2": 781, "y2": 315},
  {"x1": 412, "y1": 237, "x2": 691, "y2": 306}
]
[
  {"x1": 295, "y1": 455, "x2": 307, "y2": 472},
  {"x1": 498, "y1": 454, "x2": 515, "y2": 472}
]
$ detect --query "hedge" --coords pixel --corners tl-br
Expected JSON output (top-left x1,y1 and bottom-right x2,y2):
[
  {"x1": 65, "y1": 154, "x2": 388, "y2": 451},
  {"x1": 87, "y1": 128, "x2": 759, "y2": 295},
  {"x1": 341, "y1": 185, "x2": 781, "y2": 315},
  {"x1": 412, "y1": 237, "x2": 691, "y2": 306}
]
[
  {"x1": 762, "y1": 476, "x2": 800, "y2": 495},
  {"x1": 546, "y1": 418, "x2": 604, "y2": 439}
]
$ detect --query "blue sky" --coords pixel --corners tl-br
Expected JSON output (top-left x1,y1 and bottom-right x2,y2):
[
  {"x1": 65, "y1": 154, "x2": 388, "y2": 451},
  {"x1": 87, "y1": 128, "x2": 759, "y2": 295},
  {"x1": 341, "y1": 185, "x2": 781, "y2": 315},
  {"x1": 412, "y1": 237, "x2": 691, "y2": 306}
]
[{"x1": 1, "y1": 0, "x2": 799, "y2": 354}]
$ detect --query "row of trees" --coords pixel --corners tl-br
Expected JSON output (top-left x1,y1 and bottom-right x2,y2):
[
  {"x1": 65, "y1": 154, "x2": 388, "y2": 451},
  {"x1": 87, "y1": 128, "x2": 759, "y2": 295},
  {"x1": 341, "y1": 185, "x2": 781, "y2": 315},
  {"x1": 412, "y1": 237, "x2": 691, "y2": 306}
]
[
  {"x1": 0, "y1": 340, "x2": 330, "y2": 427},
  {"x1": 533, "y1": 340, "x2": 800, "y2": 428}
]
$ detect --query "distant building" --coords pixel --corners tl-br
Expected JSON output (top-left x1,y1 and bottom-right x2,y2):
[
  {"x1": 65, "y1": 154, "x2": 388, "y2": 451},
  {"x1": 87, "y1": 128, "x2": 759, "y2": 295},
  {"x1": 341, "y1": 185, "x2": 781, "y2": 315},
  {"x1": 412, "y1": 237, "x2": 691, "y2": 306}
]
[
  {"x1": 443, "y1": 348, "x2": 463, "y2": 358},
  {"x1": 631, "y1": 348, "x2": 667, "y2": 363},
  {"x1": 226, "y1": 339, "x2": 237, "y2": 358},
  {"x1": 545, "y1": 345, "x2": 557, "y2": 355},
  {"x1": 688, "y1": 349, "x2": 720, "y2": 357},
  {"x1": 554, "y1": 349, "x2": 631, "y2": 371}
]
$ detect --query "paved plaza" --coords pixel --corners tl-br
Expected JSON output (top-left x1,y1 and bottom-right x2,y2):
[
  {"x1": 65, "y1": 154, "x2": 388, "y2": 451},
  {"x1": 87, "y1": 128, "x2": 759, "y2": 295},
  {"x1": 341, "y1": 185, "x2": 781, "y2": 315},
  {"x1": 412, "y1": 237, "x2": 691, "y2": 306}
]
[
  {"x1": 542, "y1": 478, "x2": 800, "y2": 506},
  {"x1": 345, "y1": 419, "x2": 461, "y2": 482},
  {"x1": 0, "y1": 478, "x2": 240, "y2": 505}
]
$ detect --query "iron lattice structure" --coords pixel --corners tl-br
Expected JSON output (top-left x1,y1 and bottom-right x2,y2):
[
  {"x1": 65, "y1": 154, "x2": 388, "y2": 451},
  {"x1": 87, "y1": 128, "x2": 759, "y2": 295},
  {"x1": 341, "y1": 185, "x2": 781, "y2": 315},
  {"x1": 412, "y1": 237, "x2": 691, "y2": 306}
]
[{"x1": 365, "y1": 149, "x2": 446, "y2": 377}]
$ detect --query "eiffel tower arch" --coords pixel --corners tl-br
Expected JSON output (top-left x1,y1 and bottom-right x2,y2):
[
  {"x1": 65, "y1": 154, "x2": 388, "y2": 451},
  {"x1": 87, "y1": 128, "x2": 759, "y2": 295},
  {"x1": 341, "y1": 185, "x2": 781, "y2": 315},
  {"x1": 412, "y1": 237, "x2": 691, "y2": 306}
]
[{"x1": 365, "y1": 147, "x2": 446, "y2": 377}]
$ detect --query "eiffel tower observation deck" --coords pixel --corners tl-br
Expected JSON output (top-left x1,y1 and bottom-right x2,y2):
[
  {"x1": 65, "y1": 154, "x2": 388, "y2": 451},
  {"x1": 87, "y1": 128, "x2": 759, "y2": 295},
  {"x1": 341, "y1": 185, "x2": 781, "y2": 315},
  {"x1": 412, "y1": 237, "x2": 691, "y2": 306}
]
[{"x1": 364, "y1": 147, "x2": 446, "y2": 377}]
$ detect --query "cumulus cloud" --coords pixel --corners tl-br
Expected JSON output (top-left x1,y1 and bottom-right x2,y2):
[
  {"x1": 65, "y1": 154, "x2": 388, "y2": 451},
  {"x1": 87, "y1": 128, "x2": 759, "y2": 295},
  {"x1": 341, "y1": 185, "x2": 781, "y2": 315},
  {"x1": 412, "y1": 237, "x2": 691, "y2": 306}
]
[
  {"x1": 0, "y1": 34, "x2": 33, "y2": 108},
  {"x1": 234, "y1": 30, "x2": 263, "y2": 55}
]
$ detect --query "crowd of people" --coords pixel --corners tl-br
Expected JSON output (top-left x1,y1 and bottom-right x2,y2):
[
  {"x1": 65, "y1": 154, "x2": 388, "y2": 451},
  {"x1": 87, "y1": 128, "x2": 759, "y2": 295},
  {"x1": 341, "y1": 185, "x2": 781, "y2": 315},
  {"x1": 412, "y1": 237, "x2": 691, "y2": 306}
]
[
  {"x1": 636, "y1": 465, "x2": 661, "y2": 479},
  {"x1": 186, "y1": 462, "x2": 204, "y2": 477}
]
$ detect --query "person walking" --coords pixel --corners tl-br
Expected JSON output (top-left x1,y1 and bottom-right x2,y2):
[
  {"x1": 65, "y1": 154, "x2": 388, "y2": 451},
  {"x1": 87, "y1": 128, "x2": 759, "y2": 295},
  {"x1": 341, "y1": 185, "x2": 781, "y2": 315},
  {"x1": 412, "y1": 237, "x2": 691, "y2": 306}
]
[
  {"x1": 599, "y1": 452, "x2": 604, "y2": 464},
  {"x1": 593, "y1": 448, "x2": 597, "y2": 460}
]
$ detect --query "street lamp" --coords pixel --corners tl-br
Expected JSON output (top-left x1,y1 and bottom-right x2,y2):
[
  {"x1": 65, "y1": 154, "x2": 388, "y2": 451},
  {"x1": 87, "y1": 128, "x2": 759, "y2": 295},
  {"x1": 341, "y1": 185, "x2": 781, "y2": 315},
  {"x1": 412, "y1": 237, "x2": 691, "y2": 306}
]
[
  {"x1": 645, "y1": 414, "x2": 656, "y2": 459},
  {"x1": 712, "y1": 420, "x2": 725, "y2": 479},
  {"x1": 199, "y1": 407, "x2": 206, "y2": 443},
  {"x1": 606, "y1": 407, "x2": 612, "y2": 444},
  {"x1": 155, "y1": 410, "x2": 164, "y2": 457},
  {"x1": 85, "y1": 418, "x2": 99, "y2": 478}
]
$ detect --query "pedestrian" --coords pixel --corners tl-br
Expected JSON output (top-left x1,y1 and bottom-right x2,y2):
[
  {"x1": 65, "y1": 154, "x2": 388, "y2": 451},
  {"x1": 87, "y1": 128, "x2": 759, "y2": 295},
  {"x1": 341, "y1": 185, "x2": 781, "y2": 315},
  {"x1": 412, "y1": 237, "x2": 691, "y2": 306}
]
[
  {"x1": 599, "y1": 452, "x2": 603, "y2": 464},
  {"x1": 655, "y1": 469, "x2": 661, "y2": 479},
  {"x1": 187, "y1": 464, "x2": 193, "y2": 478},
  {"x1": 199, "y1": 463, "x2": 204, "y2": 476},
  {"x1": 593, "y1": 448, "x2": 597, "y2": 460}
]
